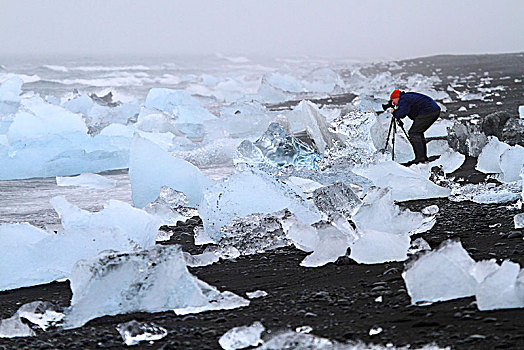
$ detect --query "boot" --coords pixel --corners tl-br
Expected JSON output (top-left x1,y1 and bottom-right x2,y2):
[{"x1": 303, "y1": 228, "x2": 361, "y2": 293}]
[{"x1": 410, "y1": 134, "x2": 429, "y2": 164}]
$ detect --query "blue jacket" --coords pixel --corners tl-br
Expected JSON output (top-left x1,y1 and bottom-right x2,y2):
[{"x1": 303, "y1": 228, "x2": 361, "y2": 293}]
[{"x1": 392, "y1": 92, "x2": 440, "y2": 120}]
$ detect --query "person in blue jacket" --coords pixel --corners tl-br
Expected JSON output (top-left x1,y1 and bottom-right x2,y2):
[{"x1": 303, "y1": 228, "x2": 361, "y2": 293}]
[{"x1": 389, "y1": 89, "x2": 440, "y2": 165}]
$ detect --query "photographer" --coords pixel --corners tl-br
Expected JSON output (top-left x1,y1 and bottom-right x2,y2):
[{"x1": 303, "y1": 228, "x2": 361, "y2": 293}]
[{"x1": 384, "y1": 89, "x2": 441, "y2": 166}]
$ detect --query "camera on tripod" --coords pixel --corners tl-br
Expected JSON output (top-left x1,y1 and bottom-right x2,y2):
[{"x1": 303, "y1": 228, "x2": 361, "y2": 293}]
[{"x1": 382, "y1": 100, "x2": 394, "y2": 111}]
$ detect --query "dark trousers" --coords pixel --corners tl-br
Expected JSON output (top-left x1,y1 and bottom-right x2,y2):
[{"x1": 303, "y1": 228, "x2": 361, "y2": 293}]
[{"x1": 408, "y1": 110, "x2": 440, "y2": 161}]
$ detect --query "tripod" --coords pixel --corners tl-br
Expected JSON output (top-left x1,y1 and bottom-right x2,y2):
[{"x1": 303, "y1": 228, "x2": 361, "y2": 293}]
[{"x1": 384, "y1": 117, "x2": 410, "y2": 161}]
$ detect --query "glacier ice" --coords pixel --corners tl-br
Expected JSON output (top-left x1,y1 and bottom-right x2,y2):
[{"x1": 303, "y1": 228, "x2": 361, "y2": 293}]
[
  {"x1": 219, "y1": 321, "x2": 265, "y2": 350},
  {"x1": 0, "y1": 301, "x2": 63, "y2": 338},
  {"x1": 499, "y1": 145, "x2": 524, "y2": 182},
  {"x1": 515, "y1": 213, "x2": 524, "y2": 229},
  {"x1": 449, "y1": 181, "x2": 522, "y2": 204},
  {"x1": 234, "y1": 122, "x2": 321, "y2": 170},
  {"x1": 129, "y1": 134, "x2": 212, "y2": 208},
  {"x1": 116, "y1": 320, "x2": 167, "y2": 346},
  {"x1": 476, "y1": 136, "x2": 511, "y2": 173},
  {"x1": 299, "y1": 222, "x2": 352, "y2": 267},
  {"x1": 284, "y1": 101, "x2": 340, "y2": 153},
  {"x1": 312, "y1": 182, "x2": 361, "y2": 219},
  {"x1": 246, "y1": 290, "x2": 268, "y2": 299},
  {"x1": 353, "y1": 161, "x2": 451, "y2": 202},
  {"x1": 476, "y1": 261, "x2": 524, "y2": 311},
  {"x1": 403, "y1": 240, "x2": 479, "y2": 304},
  {"x1": 0, "y1": 76, "x2": 23, "y2": 115},
  {"x1": 56, "y1": 173, "x2": 117, "y2": 189},
  {"x1": 0, "y1": 197, "x2": 160, "y2": 291},
  {"x1": 144, "y1": 88, "x2": 216, "y2": 124},
  {"x1": 350, "y1": 229, "x2": 411, "y2": 265},
  {"x1": 198, "y1": 168, "x2": 322, "y2": 241},
  {"x1": 62, "y1": 245, "x2": 248, "y2": 329}
]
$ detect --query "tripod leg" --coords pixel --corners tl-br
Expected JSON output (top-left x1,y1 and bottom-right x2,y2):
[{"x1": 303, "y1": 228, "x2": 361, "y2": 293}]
[
  {"x1": 392, "y1": 120, "x2": 396, "y2": 161},
  {"x1": 384, "y1": 117, "x2": 394, "y2": 151}
]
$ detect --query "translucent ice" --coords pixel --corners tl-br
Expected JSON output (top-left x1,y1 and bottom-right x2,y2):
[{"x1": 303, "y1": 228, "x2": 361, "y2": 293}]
[
  {"x1": 246, "y1": 290, "x2": 268, "y2": 299},
  {"x1": 129, "y1": 134, "x2": 212, "y2": 208},
  {"x1": 198, "y1": 168, "x2": 322, "y2": 241},
  {"x1": 300, "y1": 222, "x2": 352, "y2": 267},
  {"x1": 476, "y1": 137, "x2": 511, "y2": 174},
  {"x1": 0, "y1": 197, "x2": 160, "y2": 291},
  {"x1": 312, "y1": 182, "x2": 361, "y2": 219},
  {"x1": 499, "y1": 145, "x2": 524, "y2": 182},
  {"x1": 476, "y1": 261, "x2": 524, "y2": 310},
  {"x1": 403, "y1": 240, "x2": 495, "y2": 305},
  {"x1": 284, "y1": 101, "x2": 340, "y2": 153},
  {"x1": 353, "y1": 161, "x2": 451, "y2": 202},
  {"x1": 219, "y1": 321, "x2": 265, "y2": 350},
  {"x1": 235, "y1": 122, "x2": 321, "y2": 170},
  {"x1": 514, "y1": 213, "x2": 524, "y2": 229},
  {"x1": 352, "y1": 188, "x2": 434, "y2": 235},
  {"x1": 0, "y1": 301, "x2": 63, "y2": 338},
  {"x1": 144, "y1": 88, "x2": 216, "y2": 124},
  {"x1": 350, "y1": 228, "x2": 411, "y2": 264},
  {"x1": 116, "y1": 320, "x2": 167, "y2": 346},
  {"x1": 62, "y1": 246, "x2": 248, "y2": 328},
  {"x1": 56, "y1": 173, "x2": 117, "y2": 189},
  {"x1": 0, "y1": 76, "x2": 23, "y2": 115}
]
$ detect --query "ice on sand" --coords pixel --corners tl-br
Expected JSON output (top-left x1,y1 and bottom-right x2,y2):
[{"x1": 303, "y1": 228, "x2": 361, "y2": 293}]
[
  {"x1": 56, "y1": 173, "x2": 116, "y2": 189},
  {"x1": 350, "y1": 229, "x2": 411, "y2": 264},
  {"x1": 499, "y1": 145, "x2": 524, "y2": 183},
  {"x1": 0, "y1": 197, "x2": 160, "y2": 291},
  {"x1": 129, "y1": 134, "x2": 212, "y2": 208},
  {"x1": 403, "y1": 240, "x2": 479, "y2": 304},
  {"x1": 299, "y1": 222, "x2": 352, "y2": 268},
  {"x1": 198, "y1": 168, "x2": 322, "y2": 241},
  {"x1": 515, "y1": 213, "x2": 524, "y2": 229},
  {"x1": 476, "y1": 136, "x2": 511, "y2": 174},
  {"x1": 116, "y1": 320, "x2": 167, "y2": 346},
  {"x1": 0, "y1": 301, "x2": 63, "y2": 338},
  {"x1": 353, "y1": 161, "x2": 451, "y2": 202},
  {"x1": 234, "y1": 122, "x2": 320, "y2": 170},
  {"x1": 62, "y1": 246, "x2": 248, "y2": 329},
  {"x1": 219, "y1": 321, "x2": 265, "y2": 350},
  {"x1": 476, "y1": 261, "x2": 524, "y2": 310}
]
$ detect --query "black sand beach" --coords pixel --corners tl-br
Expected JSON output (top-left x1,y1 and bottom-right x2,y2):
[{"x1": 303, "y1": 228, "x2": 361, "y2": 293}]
[{"x1": 1, "y1": 52, "x2": 523, "y2": 349}]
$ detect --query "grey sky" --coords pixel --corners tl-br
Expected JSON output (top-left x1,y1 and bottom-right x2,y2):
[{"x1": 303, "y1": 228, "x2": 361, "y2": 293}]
[{"x1": 0, "y1": 0, "x2": 522, "y2": 59}]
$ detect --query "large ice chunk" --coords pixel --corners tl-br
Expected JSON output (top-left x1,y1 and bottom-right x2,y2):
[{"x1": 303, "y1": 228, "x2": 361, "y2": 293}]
[
  {"x1": 0, "y1": 197, "x2": 160, "y2": 291},
  {"x1": 350, "y1": 229, "x2": 410, "y2": 265},
  {"x1": 198, "y1": 168, "x2": 322, "y2": 241},
  {"x1": 476, "y1": 261, "x2": 524, "y2": 310},
  {"x1": 299, "y1": 222, "x2": 352, "y2": 268},
  {"x1": 312, "y1": 182, "x2": 361, "y2": 219},
  {"x1": 476, "y1": 136, "x2": 511, "y2": 173},
  {"x1": 62, "y1": 246, "x2": 248, "y2": 329},
  {"x1": 353, "y1": 161, "x2": 451, "y2": 201},
  {"x1": 284, "y1": 101, "x2": 340, "y2": 153},
  {"x1": 0, "y1": 76, "x2": 23, "y2": 115},
  {"x1": 403, "y1": 240, "x2": 479, "y2": 304},
  {"x1": 234, "y1": 122, "x2": 320, "y2": 170},
  {"x1": 129, "y1": 134, "x2": 212, "y2": 208},
  {"x1": 219, "y1": 321, "x2": 265, "y2": 350},
  {"x1": 144, "y1": 88, "x2": 216, "y2": 124},
  {"x1": 499, "y1": 145, "x2": 524, "y2": 182}
]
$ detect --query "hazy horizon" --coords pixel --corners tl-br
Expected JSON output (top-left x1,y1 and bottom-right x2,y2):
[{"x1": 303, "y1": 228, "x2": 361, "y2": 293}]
[{"x1": 0, "y1": 1, "x2": 523, "y2": 61}]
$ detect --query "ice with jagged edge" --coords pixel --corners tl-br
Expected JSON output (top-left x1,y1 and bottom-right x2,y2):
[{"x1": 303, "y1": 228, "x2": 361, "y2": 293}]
[
  {"x1": 476, "y1": 136, "x2": 512, "y2": 174},
  {"x1": 476, "y1": 260, "x2": 524, "y2": 311},
  {"x1": 219, "y1": 321, "x2": 265, "y2": 350},
  {"x1": 0, "y1": 76, "x2": 23, "y2": 116},
  {"x1": 198, "y1": 167, "x2": 322, "y2": 242},
  {"x1": 255, "y1": 330, "x2": 448, "y2": 350},
  {"x1": 449, "y1": 181, "x2": 522, "y2": 204},
  {"x1": 0, "y1": 301, "x2": 64, "y2": 338},
  {"x1": 129, "y1": 134, "x2": 213, "y2": 208},
  {"x1": 0, "y1": 196, "x2": 160, "y2": 291},
  {"x1": 312, "y1": 182, "x2": 362, "y2": 219},
  {"x1": 235, "y1": 122, "x2": 321, "y2": 170},
  {"x1": 403, "y1": 240, "x2": 500, "y2": 305},
  {"x1": 353, "y1": 161, "x2": 451, "y2": 202},
  {"x1": 61, "y1": 245, "x2": 249, "y2": 329},
  {"x1": 145, "y1": 186, "x2": 198, "y2": 228},
  {"x1": 116, "y1": 320, "x2": 167, "y2": 346},
  {"x1": 56, "y1": 173, "x2": 117, "y2": 189}
]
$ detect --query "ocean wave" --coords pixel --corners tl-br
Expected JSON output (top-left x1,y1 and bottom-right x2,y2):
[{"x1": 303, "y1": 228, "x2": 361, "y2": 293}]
[
  {"x1": 43, "y1": 65, "x2": 69, "y2": 72},
  {"x1": 70, "y1": 65, "x2": 151, "y2": 72},
  {"x1": 0, "y1": 73, "x2": 41, "y2": 83}
]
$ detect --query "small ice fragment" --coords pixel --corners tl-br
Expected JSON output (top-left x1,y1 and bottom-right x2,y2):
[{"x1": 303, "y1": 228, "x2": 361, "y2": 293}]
[
  {"x1": 458, "y1": 106, "x2": 467, "y2": 111},
  {"x1": 246, "y1": 290, "x2": 268, "y2": 299},
  {"x1": 0, "y1": 301, "x2": 63, "y2": 338},
  {"x1": 183, "y1": 251, "x2": 220, "y2": 267},
  {"x1": 369, "y1": 326, "x2": 383, "y2": 336},
  {"x1": 116, "y1": 320, "x2": 167, "y2": 346},
  {"x1": 295, "y1": 326, "x2": 313, "y2": 334},
  {"x1": 515, "y1": 213, "x2": 524, "y2": 229},
  {"x1": 422, "y1": 205, "x2": 439, "y2": 216},
  {"x1": 519, "y1": 105, "x2": 524, "y2": 119},
  {"x1": 374, "y1": 296, "x2": 383, "y2": 303},
  {"x1": 408, "y1": 238, "x2": 432, "y2": 255},
  {"x1": 218, "y1": 321, "x2": 265, "y2": 350}
]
